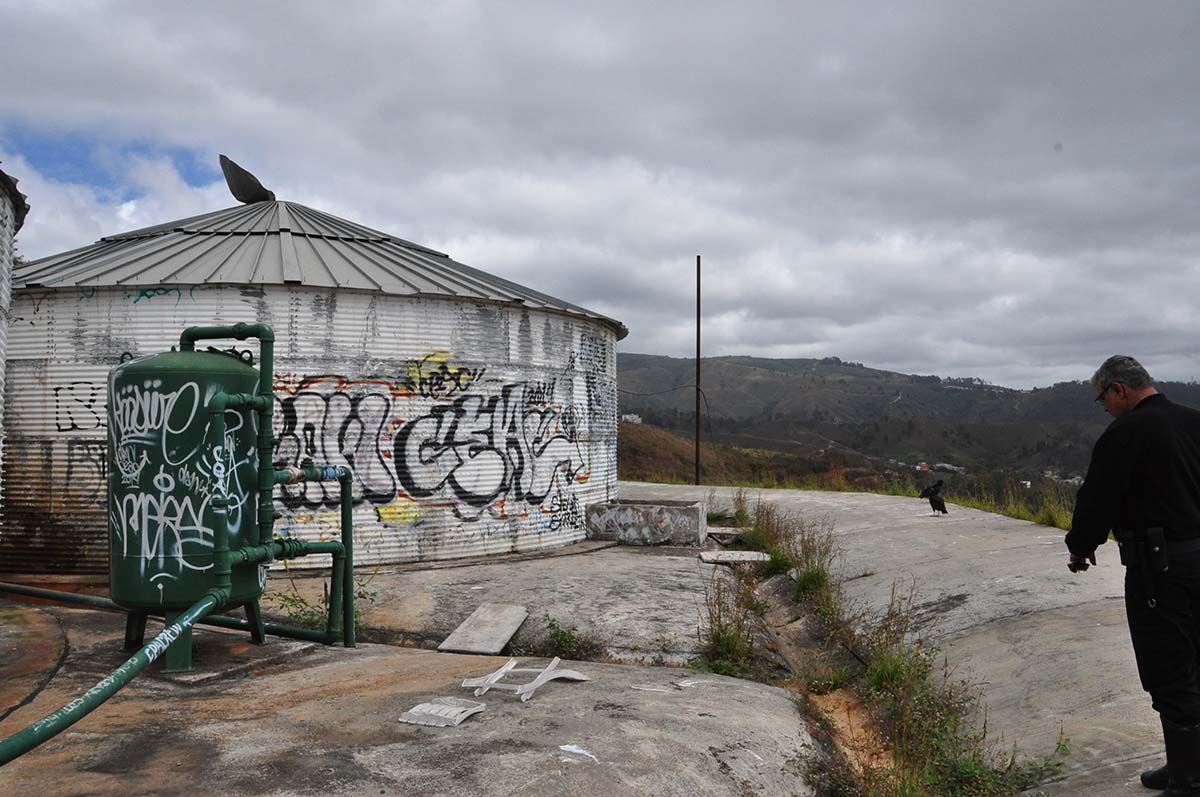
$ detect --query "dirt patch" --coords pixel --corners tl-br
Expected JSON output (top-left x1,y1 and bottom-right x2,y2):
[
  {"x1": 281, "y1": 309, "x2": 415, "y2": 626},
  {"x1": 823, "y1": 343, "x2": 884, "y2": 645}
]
[
  {"x1": 809, "y1": 689, "x2": 893, "y2": 774},
  {"x1": 757, "y1": 575, "x2": 895, "y2": 779}
]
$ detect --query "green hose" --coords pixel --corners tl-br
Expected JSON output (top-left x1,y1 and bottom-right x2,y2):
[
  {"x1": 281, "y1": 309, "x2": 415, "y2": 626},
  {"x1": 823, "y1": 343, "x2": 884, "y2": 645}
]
[{"x1": 0, "y1": 592, "x2": 218, "y2": 766}]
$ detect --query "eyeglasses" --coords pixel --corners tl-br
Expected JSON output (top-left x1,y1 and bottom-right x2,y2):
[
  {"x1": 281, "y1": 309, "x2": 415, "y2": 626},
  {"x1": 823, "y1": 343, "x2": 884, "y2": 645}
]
[{"x1": 1094, "y1": 382, "x2": 1119, "y2": 403}]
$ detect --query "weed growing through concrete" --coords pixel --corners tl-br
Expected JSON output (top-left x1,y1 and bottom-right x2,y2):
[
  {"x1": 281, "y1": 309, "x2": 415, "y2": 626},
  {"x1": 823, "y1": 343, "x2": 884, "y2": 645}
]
[
  {"x1": 274, "y1": 568, "x2": 378, "y2": 632},
  {"x1": 706, "y1": 488, "x2": 734, "y2": 524},
  {"x1": 697, "y1": 567, "x2": 760, "y2": 677},
  {"x1": 509, "y1": 614, "x2": 607, "y2": 661},
  {"x1": 732, "y1": 487, "x2": 752, "y2": 527},
  {"x1": 796, "y1": 542, "x2": 1060, "y2": 792},
  {"x1": 745, "y1": 510, "x2": 1069, "y2": 795}
]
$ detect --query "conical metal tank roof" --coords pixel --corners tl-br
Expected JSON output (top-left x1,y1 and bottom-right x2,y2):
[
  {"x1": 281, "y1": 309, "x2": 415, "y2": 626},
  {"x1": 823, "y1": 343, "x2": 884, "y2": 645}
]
[{"x1": 16, "y1": 199, "x2": 627, "y2": 339}]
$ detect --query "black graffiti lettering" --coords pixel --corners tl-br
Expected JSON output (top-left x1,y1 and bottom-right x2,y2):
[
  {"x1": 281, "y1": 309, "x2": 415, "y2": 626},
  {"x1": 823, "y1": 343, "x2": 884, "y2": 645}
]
[
  {"x1": 394, "y1": 384, "x2": 587, "y2": 508},
  {"x1": 63, "y1": 440, "x2": 108, "y2": 505},
  {"x1": 54, "y1": 382, "x2": 105, "y2": 432},
  {"x1": 399, "y1": 353, "x2": 486, "y2": 400},
  {"x1": 548, "y1": 490, "x2": 584, "y2": 532},
  {"x1": 274, "y1": 378, "x2": 396, "y2": 509},
  {"x1": 522, "y1": 380, "x2": 556, "y2": 405}
]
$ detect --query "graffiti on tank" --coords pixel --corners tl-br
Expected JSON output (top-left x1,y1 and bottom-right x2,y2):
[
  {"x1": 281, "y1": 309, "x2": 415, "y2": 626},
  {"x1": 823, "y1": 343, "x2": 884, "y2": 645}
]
[
  {"x1": 64, "y1": 441, "x2": 108, "y2": 505},
  {"x1": 578, "y1": 333, "x2": 615, "y2": 421},
  {"x1": 54, "y1": 382, "x2": 104, "y2": 432},
  {"x1": 558, "y1": 405, "x2": 582, "y2": 440},
  {"x1": 274, "y1": 375, "x2": 397, "y2": 508},
  {"x1": 522, "y1": 380, "x2": 556, "y2": 406},
  {"x1": 401, "y1": 351, "x2": 486, "y2": 400},
  {"x1": 394, "y1": 383, "x2": 589, "y2": 512},
  {"x1": 108, "y1": 379, "x2": 256, "y2": 580},
  {"x1": 110, "y1": 465, "x2": 215, "y2": 577},
  {"x1": 547, "y1": 490, "x2": 584, "y2": 532},
  {"x1": 123, "y1": 286, "x2": 197, "y2": 305},
  {"x1": 115, "y1": 444, "x2": 150, "y2": 486},
  {"x1": 110, "y1": 380, "x2": 199, "y2": 463}
]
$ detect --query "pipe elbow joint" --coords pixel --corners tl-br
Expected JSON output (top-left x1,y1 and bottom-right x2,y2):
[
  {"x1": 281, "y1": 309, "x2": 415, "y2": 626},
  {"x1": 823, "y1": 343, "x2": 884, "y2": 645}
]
[{"x1": 202, "y1": 587, "x2": 230, "y2": 609}]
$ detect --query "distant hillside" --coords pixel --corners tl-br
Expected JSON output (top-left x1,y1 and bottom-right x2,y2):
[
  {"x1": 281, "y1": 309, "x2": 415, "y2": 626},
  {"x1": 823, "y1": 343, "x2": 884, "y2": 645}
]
[
  {"x1": 618, "y1": 353, "x2": 1200, "y2": 479},
  {"x1": 617, "y1": 420, "x2": 889, "y2": 491}
]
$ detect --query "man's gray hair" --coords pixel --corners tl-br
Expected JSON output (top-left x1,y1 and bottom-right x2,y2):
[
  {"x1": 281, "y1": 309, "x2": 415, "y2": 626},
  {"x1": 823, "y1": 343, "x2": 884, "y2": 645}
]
[{"x1": 1092, "y1": 355, "x2": 1154, "y2": 390}]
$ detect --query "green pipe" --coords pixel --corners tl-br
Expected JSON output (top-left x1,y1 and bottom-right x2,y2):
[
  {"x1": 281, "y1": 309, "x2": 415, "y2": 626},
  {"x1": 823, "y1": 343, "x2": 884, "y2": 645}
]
[
  {"x1": 0, "y1": 593, "x2": 218, "y2": 766},
  {"x1": 235, "y1": 539, "x2": 345, "y2": 645},
  {"x1": 293, "y1": 460, "x2": 357, "y2": 648},
  {"x1": 0, "y1": 583, "x2": 119, "y2": 611},
  {"x1": 178, "y1": 325, "x2": 353, "y2": 646},
  {"x1": 205, "y1": 393, "x2": 236, "y2": 600},
  {"x1": 180, "y1": 323, "x2": 276, "y2": 551},
  {"x1": 338, "y1": 467, "x2": 355, "y2": 648},
  {"x1": 0, "y1": 577, "x2": 342, "y2": 646}
]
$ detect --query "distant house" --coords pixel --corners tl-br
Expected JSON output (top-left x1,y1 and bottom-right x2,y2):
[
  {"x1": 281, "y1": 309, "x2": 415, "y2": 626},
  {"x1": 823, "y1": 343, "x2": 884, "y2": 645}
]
[
  {"x1": 621, "y1": 413, "x2": 643, "y2": 424},
  {"x1": 915, "y1": 462, "x2": 930, "y2": 471},
  {"x1": 933, "y1": 463, "x2": 966, "y2": 474}
]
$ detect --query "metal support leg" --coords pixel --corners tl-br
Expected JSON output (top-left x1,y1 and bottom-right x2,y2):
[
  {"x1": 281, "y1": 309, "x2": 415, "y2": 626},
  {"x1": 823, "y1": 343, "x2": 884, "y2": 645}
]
[
  {"x1": 123, "y1": 611, "x2": 147, "y2": 651},
  {"x1": 244, "y1": 600, "x2": 266, "y2": 644},
  {"x1": 162, "y1": 610, "x2": 195, "y2": 673}
]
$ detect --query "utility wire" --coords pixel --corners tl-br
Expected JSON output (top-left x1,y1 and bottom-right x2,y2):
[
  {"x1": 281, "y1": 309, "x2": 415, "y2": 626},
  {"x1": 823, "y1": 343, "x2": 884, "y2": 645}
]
[
  {"x1": 618, "y1": 384, "x2": 696, "y2": 396},
  {"x1": 618, "y1": 381, "x2": 730, "y2": 481}
]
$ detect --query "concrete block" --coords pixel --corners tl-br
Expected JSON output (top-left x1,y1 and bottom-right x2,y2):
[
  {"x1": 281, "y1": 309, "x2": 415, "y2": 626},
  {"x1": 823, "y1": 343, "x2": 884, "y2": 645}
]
[
  {"x1": 439, "y1": 603, "x2": 529, "y2": 654},
  {"x1": 586, "y1": 499, "x2": 707, "y2": 546}
]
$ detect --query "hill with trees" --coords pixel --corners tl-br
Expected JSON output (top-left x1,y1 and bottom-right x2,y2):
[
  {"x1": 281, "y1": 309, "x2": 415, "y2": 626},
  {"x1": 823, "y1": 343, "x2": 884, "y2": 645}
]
[{"x1": 618, "y1": 353, "x2": 1200, "y2": 480}]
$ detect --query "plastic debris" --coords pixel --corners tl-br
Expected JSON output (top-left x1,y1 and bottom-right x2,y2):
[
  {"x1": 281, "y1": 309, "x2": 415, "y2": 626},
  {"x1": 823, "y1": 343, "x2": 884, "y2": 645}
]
[
  {"x1": 699, "y1": 550, "x2": 770, "y2": 564},
  {"x1": 399, "y1": 697, "x2": 486, "y2": 727},
  {"x1": 462, "y1": 657, "x2": 590, "y2": 702},
  {"x1": 559, "y1": 744, "x2": 600, "y2": 763}
]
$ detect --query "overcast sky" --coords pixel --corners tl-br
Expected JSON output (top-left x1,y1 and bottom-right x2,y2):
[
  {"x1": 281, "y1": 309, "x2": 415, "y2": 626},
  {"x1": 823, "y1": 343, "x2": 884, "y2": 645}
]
[{"x1": 2, "y1": 1, "x2": 1199, "y2": 389}]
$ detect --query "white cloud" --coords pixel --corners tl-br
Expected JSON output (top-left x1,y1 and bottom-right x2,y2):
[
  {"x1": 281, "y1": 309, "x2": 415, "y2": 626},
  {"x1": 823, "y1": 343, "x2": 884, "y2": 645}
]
[{"x1": 3, "y1": 1, "x2": 1200, "y2": 388}]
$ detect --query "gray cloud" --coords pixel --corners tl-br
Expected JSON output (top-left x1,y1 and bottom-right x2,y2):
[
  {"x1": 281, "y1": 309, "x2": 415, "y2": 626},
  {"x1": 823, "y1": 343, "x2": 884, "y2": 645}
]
[{"x1": 3, "y1": 1, "x2": 1200, "y2": 388}]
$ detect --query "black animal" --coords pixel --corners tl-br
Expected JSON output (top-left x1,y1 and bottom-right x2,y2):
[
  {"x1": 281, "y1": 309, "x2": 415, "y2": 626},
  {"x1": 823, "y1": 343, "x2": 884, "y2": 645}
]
[{"x1": 919, "y1": 479, "x2": 948, "y2": 514}]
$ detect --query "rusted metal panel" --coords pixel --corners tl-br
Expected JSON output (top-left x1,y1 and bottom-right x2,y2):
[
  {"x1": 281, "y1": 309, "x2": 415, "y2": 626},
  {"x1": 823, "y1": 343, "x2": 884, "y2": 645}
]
[{"x1": 1, "y1": 284, "x2": 618, "y2": 573}]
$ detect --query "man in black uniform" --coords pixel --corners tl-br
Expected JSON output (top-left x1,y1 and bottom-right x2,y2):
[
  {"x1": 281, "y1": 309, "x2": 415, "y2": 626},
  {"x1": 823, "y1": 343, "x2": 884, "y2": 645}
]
[{"x1": 1066, "y1": 355, "x2": 1200, "y2": 794}]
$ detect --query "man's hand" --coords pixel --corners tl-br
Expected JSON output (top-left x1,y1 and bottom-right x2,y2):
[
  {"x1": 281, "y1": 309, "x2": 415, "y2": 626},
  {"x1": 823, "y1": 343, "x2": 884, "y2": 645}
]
[{"x1": 1068, "y1": 552, "x2": 1097, "y2": 573}]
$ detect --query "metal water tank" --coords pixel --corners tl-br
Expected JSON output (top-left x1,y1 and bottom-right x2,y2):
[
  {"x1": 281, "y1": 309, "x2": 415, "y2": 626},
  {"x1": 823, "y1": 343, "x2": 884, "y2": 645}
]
[
  {"x1": 107, "y1": 349, "x2": 261, "y2": 610},
  {"x1": 4, "y1": 191, "x2": 624, "y2": 574}
]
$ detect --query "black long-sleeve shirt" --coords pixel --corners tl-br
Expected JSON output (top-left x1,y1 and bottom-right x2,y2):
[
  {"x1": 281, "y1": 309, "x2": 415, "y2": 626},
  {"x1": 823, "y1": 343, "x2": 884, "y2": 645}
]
[{"x1": 1066, "y1": 394, "x2": 1200, "y2": 558}]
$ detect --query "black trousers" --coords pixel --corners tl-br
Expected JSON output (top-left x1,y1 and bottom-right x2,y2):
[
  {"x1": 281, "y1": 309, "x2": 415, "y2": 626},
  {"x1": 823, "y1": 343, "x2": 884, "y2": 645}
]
[{"x1": 1126, "y1": 554, "x2": 1200, "y2": 726}]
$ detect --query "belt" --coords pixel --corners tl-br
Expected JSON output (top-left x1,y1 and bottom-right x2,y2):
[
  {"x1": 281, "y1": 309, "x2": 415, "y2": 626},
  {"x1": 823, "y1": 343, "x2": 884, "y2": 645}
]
[
  {"x1": 1169, "y1": 538, "x2": 1200, "y2": 554},
  {"x1": 1113, "y1": 529, "x2": 1200, "y2": 553}
]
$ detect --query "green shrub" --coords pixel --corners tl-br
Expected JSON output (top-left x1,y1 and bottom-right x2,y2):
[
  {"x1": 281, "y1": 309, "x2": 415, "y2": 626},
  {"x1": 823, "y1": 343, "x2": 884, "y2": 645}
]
[{"x1": 698, "y1": 570, "x2": 758, "y2": 676}]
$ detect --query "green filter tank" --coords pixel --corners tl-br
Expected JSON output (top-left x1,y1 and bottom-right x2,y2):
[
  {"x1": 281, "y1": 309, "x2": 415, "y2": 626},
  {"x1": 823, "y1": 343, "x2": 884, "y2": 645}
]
[{"x1": 107, "y1": 350, "x2": 262, "y2": 610}]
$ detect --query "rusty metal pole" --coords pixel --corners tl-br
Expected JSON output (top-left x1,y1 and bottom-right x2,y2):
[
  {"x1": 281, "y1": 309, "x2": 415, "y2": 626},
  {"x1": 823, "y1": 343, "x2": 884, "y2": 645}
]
[{"x1": 695, "y1": 254, "x2": 701, "y2": 486}]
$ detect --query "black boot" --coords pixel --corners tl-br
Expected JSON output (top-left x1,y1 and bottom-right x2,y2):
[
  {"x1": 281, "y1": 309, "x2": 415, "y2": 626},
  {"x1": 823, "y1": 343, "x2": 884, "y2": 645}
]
[
  {"x1": 1164, "y1": 717, "x2": 1200, "y2": 796},
  {"x1": 1144, "y1": 763, "x2": 1169, "y2": 790}
]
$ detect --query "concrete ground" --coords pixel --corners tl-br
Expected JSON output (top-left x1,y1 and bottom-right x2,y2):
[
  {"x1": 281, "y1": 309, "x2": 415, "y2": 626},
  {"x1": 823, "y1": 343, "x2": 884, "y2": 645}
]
[
  {"x1": 620, "y1": 482, "x2": 1155, "y2": 796},
  {"x1": 267, "y1": 540, "x2": 715, "y2": 666},
  {"x1": 0, "y1": 532, "x2": 813, "y2": 796},
  {"x1": 2, "y1": 480, "x2": 1154, "y2": 795}
]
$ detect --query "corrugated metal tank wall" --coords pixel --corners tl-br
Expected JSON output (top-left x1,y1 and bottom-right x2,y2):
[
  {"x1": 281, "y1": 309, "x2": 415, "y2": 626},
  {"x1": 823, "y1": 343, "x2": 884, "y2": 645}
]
[
  {"x1": 0, "y1": 284, "x2": 617, "y2": 573},
  {"x1": 0, "y1": 193, "x2": 12, "y2": 507}
]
